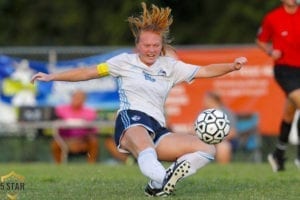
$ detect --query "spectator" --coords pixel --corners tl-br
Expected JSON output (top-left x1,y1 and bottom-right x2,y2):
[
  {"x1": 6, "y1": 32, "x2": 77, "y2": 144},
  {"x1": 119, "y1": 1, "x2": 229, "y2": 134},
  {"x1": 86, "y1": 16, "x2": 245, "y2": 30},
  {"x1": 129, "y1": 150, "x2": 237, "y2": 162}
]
[
  {"x1": 51, "y1": 90, "x2": 99, "y2": 163},
  {"x1": 52, "y1": 90, "x2": 128, "y2": 164},
  {"x1": 202, "y1": 91, "x2": 237, "y2": 164},
  {"x1": 256, "y1": 0, "x2": 300, "y2": 172}
]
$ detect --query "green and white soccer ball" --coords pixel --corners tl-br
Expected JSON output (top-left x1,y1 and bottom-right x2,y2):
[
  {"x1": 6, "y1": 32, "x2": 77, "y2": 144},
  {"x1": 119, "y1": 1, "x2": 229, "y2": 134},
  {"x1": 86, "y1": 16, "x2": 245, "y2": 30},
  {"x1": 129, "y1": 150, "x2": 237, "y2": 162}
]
[{"x1": 194, "y1": 108, "x2": 230, "y2": 144}]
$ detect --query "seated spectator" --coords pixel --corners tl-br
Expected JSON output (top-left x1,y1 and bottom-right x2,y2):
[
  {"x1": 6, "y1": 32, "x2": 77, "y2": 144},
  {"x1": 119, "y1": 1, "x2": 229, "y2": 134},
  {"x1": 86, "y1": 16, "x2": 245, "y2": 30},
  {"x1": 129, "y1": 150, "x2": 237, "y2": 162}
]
[
  {"x1": 202, "y1": 91, "x2": 237, "y2": 164},
  {"x1": 51, "y1": 90, "x2": 99, "y2": 163},
  {"x1": 52, "y1": 90, "x2": 129, "y2": 164}
]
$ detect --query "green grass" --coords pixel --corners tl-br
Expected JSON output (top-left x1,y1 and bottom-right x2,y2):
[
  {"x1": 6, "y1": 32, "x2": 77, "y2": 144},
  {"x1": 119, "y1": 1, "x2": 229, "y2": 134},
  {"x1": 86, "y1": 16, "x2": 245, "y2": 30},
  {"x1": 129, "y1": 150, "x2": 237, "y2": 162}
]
[{"x1": 0, "y1": 162, "x2": 299, "y2": 200}]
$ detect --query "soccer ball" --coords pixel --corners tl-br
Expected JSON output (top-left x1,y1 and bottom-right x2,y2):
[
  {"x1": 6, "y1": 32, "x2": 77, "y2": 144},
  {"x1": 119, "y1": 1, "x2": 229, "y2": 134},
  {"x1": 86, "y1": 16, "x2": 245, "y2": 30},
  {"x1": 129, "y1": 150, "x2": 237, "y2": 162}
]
[{"x1": 194, "y1": 108, "x2": 230, "y2": 144}]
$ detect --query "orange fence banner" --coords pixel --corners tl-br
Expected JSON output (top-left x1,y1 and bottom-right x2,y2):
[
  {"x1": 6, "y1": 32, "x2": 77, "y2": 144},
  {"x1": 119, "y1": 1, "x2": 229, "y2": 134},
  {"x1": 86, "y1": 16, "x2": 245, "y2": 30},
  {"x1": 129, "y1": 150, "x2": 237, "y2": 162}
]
[{"x1": 166, "y1": 45, "x2": 285, "y2": 136}]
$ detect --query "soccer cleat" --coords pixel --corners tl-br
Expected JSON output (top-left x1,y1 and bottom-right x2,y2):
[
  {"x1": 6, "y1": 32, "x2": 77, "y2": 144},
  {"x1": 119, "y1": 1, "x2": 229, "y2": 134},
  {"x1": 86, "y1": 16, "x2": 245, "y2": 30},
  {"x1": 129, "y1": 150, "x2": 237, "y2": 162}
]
[
  {"x1": 162, "y1": 160, "x2": 191, "y2": 195},
  {"x1": 144, "y1": 181, "x2": 168, "y2": 197},
  {"x1": 294, "y1": 158, "x2": 300, "y2": 169},
  {"x1": 267, "y1": 153, "x2": 285, "y2": 172}
]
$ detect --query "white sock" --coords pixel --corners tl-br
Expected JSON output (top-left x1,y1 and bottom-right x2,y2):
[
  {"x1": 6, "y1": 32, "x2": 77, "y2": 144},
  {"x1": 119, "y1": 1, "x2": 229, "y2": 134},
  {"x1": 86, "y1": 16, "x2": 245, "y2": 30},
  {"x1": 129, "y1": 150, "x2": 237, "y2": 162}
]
[
  {"x1": 177, "y1": 151, "x2": 214, "y2": 178},
  {"x1": 137, "y1": 147, "x2": 166, "y2": 187}
]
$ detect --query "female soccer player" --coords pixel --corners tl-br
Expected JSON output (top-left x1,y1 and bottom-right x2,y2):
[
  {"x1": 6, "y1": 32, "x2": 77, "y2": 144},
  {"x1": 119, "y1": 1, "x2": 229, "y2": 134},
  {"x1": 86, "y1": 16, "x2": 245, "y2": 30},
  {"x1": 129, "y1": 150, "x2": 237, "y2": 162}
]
[{"x1": 31, "y1": 2, "x2": 247, "y2": 196}]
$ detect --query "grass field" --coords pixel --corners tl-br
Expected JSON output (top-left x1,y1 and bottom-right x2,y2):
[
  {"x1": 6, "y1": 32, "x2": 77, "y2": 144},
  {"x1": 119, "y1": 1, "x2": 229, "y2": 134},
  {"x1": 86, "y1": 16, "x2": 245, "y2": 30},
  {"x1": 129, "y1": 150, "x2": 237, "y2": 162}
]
[{"x1": 0, "y1": 162, "x2": 299, "y2": 200}]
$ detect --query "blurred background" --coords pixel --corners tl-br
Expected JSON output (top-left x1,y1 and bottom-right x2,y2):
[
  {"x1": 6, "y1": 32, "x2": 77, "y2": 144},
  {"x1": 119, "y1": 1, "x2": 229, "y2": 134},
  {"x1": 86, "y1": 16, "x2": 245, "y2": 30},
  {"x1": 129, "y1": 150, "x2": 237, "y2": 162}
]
[
  {"x1": 0, "y1": 0, "x2": 298, "y2": 163},
  {"x1": 0, "y1": 0, "x2": 279, "y2": 46}
]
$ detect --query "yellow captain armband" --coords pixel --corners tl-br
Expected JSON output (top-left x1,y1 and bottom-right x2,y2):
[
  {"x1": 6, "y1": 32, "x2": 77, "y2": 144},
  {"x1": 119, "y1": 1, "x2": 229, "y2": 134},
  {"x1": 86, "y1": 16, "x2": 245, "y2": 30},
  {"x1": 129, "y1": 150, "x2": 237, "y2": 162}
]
[{"x1": 96, "y1": 63, "x2": 110, "y2": 77}]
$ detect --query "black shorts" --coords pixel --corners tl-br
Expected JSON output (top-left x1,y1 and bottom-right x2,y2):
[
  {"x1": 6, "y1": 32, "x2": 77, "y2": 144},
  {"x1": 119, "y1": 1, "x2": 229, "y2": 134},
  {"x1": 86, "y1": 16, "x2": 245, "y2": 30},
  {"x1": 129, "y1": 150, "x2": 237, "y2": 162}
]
[
  {"x1": 274, "y1": 65, "x2": 300, "y2": 95},
  {"x1": 114, "y1": 109, "x2": 171, "y2": 153}
]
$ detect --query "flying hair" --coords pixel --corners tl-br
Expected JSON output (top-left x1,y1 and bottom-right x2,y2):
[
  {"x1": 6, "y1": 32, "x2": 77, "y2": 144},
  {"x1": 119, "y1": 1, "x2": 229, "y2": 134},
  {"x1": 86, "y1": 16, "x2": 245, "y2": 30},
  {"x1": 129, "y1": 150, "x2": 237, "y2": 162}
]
[{"x1": 127, "y1": 2, "x2": 173, "y2": 55}]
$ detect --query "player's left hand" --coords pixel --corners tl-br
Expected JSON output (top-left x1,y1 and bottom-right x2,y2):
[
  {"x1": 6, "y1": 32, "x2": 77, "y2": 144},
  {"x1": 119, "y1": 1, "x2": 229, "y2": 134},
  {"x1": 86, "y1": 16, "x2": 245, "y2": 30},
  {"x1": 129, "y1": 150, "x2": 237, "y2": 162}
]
[{"x1": 233, "y1": 57, "x2": 247, "y2": 70}]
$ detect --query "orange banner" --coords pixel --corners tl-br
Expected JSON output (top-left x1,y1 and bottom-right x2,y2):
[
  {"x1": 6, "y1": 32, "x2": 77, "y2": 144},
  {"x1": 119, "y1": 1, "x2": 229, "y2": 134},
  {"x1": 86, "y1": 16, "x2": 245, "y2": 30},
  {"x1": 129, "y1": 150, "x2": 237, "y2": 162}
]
[{"x1": 166, "y1": 45, "x2": 285, "y2": 136}]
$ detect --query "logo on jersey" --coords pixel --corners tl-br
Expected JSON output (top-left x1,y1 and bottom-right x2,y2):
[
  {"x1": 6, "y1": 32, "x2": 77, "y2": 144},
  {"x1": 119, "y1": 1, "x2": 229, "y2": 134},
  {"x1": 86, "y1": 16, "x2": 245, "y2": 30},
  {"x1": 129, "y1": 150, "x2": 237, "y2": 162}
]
[
  {"x1": 281, "y1": 31, "x2": 288, "y2": 37},
  {"x1": 131, "y1": 115, "x2": 141, "y2": 121},
  {"x1": 158, "y1": 69, "x2": 167, "y2": 76},
  {"x1": 143, "y1": 71, "x2": 156, "y2": 82}
]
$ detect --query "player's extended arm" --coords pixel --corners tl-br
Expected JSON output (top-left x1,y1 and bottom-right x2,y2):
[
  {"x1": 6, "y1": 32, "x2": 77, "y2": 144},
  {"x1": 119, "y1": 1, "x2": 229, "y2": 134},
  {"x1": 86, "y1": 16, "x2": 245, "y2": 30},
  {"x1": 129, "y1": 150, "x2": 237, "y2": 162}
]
[
  {"x1": 194, "y1": 57, "x2": 247, "y2": 78},
  {"x1": 31, "y1": 66, "x2": 102, "y2": 83}
]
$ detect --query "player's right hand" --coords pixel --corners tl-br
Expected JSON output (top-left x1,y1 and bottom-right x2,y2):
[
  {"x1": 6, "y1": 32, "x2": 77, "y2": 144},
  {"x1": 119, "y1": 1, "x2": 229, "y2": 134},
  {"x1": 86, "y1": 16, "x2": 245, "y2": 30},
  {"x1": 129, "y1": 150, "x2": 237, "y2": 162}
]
[
  {"x1": 270, "y1": 49, "x2": 282, "y2": 60},
  {"x1": 31, "y1": 72, "x2": 52, "y2": 83}
]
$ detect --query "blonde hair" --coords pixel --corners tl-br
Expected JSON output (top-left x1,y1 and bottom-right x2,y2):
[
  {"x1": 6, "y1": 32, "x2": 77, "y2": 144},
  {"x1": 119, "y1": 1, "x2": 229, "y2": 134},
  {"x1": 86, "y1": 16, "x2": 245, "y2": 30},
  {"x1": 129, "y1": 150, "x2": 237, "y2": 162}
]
[{"x1": 127, "y1": 2, "x2": 173, "y2": 55}]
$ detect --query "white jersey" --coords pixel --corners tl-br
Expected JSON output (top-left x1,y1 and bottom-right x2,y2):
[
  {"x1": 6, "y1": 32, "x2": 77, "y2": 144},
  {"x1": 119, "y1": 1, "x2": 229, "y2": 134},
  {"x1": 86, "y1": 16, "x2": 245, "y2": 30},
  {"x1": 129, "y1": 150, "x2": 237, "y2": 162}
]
[{"x1": 106, "y1": 53, "x2": 199, "y2": 126}]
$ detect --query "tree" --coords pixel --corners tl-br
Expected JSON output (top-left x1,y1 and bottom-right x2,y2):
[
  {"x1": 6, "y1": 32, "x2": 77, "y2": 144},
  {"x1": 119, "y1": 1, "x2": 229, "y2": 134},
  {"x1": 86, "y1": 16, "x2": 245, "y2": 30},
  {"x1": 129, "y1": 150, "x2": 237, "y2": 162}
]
[{"x1": 0, "y1": 0, "x2": 280, "y2": 46}]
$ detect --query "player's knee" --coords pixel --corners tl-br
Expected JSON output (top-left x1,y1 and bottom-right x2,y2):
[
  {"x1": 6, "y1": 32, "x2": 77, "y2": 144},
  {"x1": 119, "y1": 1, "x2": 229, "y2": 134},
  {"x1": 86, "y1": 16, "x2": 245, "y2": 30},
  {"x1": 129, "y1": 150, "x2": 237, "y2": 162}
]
[
  {"x1": 191, "y1": 140, "x2": 216, "y2": 158},
  {"x1": 205, "y1": 144, "x2": 216, "y2": 158},
  {"x1": 192, "y1": 144, "x2": 216, "y2": 159}
]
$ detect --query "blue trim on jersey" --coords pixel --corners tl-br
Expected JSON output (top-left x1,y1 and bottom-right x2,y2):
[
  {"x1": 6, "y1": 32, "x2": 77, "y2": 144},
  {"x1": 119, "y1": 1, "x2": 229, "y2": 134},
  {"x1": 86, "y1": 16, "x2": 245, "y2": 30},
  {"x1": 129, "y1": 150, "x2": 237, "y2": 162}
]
[
  {"x1": 117, "y1": 77, "x2": 130, "y2": 110},
  {"x1": 188, "y1": 67, "x2": 200, "y2": 82}
]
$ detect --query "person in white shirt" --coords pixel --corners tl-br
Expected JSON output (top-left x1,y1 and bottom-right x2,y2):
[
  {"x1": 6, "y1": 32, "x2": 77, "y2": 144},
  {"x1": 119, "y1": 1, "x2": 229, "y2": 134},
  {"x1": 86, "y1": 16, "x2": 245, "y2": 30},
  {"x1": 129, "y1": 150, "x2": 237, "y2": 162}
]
[{"x1": 31, "y1": 2, "x2": 247, "y2": 197}]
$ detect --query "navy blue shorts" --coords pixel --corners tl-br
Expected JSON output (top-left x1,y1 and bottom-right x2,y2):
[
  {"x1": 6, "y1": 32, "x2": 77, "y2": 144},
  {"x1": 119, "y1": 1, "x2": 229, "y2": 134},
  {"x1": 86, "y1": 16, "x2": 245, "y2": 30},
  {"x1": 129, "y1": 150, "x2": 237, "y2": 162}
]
[
  {"x1": 274, "y1": 65, "x2": 300, "y2": 95},
  {"x1": 114, "y1": 110, "x2": 170, "y2": 152}
]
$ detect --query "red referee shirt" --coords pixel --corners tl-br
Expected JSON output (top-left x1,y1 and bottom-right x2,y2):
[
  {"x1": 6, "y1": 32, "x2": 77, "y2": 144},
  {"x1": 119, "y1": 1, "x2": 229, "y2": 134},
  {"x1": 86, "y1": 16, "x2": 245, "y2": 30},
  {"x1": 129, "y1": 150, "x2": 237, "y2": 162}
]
[{"x1": 257, "y1": 5, "x2": 300, "y2": 67}]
